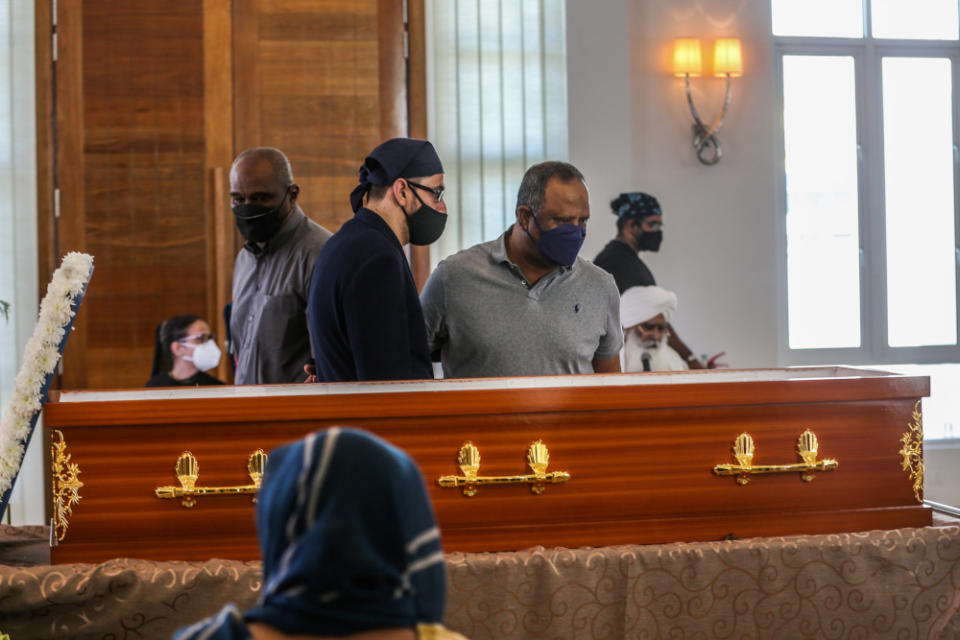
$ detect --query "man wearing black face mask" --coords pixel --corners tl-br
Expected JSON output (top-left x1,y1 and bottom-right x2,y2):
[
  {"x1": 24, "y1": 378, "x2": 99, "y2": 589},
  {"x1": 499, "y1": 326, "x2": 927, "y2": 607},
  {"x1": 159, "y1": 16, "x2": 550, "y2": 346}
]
[
  {"x1": 229, "y1": 147, "x2": 332, "y2": 384},
  {"x1": 594, "y1": 192, "x2": 663, "y2": 292},
  {"x1": 306, "y1": 138, "x2": 447, "y2": 382},
  {"x1": 594, "y1": 192, "x2": 704, "y2": 369},
  {"x1": 420, "y1": 161, "x2": 623, "y2": 378}
]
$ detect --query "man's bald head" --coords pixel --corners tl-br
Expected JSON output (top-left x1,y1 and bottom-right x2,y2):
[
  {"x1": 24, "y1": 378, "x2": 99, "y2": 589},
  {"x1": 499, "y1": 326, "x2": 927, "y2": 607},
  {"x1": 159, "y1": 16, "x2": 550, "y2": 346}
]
[
  {"x1": 230, "y1": 148, "x2": 300, "y2": 243},
  {"x1": 231, "y1": 147, "x2": 294, "y2": 187}
]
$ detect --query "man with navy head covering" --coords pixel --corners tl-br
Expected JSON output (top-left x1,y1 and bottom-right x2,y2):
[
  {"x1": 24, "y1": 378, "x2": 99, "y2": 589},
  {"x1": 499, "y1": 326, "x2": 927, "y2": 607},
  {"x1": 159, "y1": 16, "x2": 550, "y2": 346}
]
[
  {"x1": 307, "y1": 138, "x2": 447, "y2": 382},
  {"x1": 594, "y1": 191, "x2": 705, "y2": 369},
  {"x1": 594, "y1": 192, "x2": 663, "y2": 293}
]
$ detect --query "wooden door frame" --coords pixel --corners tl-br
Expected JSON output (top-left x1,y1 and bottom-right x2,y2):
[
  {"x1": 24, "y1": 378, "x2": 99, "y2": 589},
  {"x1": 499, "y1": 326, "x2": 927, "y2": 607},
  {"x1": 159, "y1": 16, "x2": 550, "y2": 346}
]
[
  {"x1": 407, "y1": 0, "x2": 431, "y2": 291},
  {"x1": 35, "y1": 0, "x2": 55, "y2": 297},
  {"x1": 35, "y1": 0, "x2": 89, "y2": 388},
  {"x1": 204, "y1": 0, "x2": 235, "y2": 384}
]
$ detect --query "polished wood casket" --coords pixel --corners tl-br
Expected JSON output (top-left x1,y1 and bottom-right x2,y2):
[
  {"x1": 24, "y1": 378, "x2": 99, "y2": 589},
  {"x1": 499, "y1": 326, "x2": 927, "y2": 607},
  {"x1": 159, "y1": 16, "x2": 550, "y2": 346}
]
[{"x1": 43, "y1": 367, "x2": 931, "y2": 563}]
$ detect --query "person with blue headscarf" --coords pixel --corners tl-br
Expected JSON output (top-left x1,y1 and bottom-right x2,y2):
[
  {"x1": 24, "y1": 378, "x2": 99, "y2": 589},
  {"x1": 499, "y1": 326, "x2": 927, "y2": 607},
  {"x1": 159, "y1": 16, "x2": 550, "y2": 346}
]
[
  {"x1": 174, "y1": 427, "x2": 467, "y2": 640},
  {"x1": 307, "y1": 138, "x2": 448, "y2": 382}
]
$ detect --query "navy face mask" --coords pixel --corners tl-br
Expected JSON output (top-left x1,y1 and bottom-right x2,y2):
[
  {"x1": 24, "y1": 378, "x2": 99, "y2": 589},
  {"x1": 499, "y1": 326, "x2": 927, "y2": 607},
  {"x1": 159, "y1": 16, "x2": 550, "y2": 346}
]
[{"x1": 522, "y1": 211, "x2": 586, "y2": 267}]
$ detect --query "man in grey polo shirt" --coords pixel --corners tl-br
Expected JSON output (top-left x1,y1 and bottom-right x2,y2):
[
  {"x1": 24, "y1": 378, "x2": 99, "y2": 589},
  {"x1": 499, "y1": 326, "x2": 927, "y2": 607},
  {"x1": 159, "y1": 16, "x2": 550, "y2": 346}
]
[
  {"x1": 420, "y1": 161, "x2": 622, "y2": 378},
  {"x1": 230, "y1": 147, "x2": 332, "y2": 384}
]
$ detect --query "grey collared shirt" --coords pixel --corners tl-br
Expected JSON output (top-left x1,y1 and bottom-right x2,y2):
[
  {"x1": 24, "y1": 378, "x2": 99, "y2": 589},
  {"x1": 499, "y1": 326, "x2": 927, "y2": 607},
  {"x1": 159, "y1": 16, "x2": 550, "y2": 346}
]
[
  {"x1": 420, "y1": 227, "x2": 623, "y2": 378},
  {"x1": 230, "y1": 207, "x2": 332, "y2": 384}
]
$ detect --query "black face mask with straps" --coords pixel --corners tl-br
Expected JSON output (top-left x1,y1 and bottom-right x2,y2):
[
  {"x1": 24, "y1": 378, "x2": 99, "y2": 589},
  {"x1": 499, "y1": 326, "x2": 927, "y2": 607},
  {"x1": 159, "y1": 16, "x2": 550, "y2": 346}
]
[
  {"x1": 635, "y1": 229, "x2": 663, "y2": 252},
  {"x1": 233, "y1": 190, "x2": 290, "y2": 244},
  {"x1": 401, "y1": 184, "x2": 447, "y2": 246}
]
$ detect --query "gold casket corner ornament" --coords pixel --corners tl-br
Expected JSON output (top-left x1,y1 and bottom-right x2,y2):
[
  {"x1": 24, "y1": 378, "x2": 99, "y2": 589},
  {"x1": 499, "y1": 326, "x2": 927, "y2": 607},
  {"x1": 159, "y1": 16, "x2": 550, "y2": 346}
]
[
  {"x1": 713, "y1": 429, "x2": 838, "y2": 485},
  {"x1": 438, "y1": 439, "x2": 570, "y2": 497},
  {"x1": 155, "y1": 449, "x2": 268, "y2": 508},
  {"x1": 50, "y1": 429, "x2": 83, "y2": 544},
  {"x1": 899, "y1": 400, "x2": 924, "y2": 504}
]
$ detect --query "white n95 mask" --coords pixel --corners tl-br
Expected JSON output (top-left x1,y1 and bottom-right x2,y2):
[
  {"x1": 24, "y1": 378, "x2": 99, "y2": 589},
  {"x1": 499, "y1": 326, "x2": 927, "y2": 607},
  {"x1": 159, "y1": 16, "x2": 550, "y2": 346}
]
[{"x1": 183, "y1": 339, "x2": 222, "y2": 371}]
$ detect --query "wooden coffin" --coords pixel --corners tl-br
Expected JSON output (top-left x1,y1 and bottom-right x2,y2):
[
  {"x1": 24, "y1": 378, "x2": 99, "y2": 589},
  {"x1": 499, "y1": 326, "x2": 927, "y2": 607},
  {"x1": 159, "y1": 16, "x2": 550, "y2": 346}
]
[{"x1": 43, "y1": 367, "x2": 931, "y2": 563}]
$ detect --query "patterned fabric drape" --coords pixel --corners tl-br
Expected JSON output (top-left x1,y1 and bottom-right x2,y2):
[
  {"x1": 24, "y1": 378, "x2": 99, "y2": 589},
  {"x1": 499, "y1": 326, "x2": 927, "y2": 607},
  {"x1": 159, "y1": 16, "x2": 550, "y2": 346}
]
[{"x1": 2, "y1": 526, "x2": 960, "y2": 639}]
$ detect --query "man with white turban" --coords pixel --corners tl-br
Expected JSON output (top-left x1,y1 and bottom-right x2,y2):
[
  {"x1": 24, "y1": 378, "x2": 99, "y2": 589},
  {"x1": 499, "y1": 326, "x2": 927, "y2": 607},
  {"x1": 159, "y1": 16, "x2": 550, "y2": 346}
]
[{"x1": 620, "y1": 286, "x2": 689, "y2": 372}]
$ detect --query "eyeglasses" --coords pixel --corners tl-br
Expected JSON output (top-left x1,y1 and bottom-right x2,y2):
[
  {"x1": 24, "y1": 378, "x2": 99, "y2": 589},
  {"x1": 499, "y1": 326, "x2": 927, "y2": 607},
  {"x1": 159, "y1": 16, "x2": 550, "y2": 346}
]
[
  {"x1": 639, "y1": 322, "x2": 667, "y2": 333},
  {"x1": 179, "y1": 333, "x2": 217, "y2": 345},
  {"x1": 406, "y1": 180, "x2": 445, "y2": 203}
]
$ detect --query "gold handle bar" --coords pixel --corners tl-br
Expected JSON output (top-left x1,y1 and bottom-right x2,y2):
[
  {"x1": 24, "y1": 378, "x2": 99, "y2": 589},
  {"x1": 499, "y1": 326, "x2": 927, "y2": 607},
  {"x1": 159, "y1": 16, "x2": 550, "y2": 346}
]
[
  {"x1": 155, "y1": 484, "x2": 260, "y2": 498},
  {"x1": 713, "y1": 430, "x2": 838, "y2": 485},
  {"x1": 437, "y1": 471, "x2": 571, "y2": 488},
  {"x1": 714, "y1": 460, "x2": 839, "y2": 476},
  {"x1": 437, "y1": 440, "x2": 570, "y2": 497},
  {"x1": 154, "y1": 449, "x2": 268, "y2": 508}
]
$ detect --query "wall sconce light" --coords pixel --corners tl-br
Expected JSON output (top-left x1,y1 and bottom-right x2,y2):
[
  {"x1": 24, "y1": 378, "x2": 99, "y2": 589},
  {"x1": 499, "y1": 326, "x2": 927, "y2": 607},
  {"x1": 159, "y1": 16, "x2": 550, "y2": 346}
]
[{"x1": 672, "y1": 37, "x2": 743, "y2": 165}]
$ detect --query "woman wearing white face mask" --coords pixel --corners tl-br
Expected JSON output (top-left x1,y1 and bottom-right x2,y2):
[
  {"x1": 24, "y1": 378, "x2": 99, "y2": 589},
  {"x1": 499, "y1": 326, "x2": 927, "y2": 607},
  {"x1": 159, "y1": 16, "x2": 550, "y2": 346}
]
[{"x1": 146, "y1": 314, "x2": 225, "y2": 387}]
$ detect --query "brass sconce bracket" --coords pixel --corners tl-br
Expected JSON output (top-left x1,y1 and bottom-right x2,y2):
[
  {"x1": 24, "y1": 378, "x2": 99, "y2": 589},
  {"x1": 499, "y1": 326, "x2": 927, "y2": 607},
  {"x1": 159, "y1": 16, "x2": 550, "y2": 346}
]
[
  {"x1": 155, "y1": 449, "x2": 268, "y2": 508},
  {"x1": 673, "y1": 37, "x2": 741, "y2": 165},
  {"x1": 713, "y1": 429, "x2": 838, "y2": 485},
  {"x1": 684, "y1": 73, "x2": 731, "y2": 166},
  {"x1": 438, "y1": 440, "x2": 570, "y2": 497}
]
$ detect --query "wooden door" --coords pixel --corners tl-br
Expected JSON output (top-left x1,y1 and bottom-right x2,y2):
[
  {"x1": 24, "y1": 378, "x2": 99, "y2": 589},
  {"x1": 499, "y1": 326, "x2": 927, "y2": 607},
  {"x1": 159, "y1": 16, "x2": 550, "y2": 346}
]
[
  {"x1": 38, "y1": 0, "x2": 407, "y2": 390},
  {"x1": 233, "y1": 0, "x2": 406, "y2": 233}
]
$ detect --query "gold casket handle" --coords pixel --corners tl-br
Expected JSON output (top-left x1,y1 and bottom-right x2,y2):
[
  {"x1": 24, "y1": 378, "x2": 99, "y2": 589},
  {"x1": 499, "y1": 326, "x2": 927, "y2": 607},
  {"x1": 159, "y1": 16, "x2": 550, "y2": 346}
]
[
  {"x1": 713, "y1": 429, "x2": 838, "y2": 485},
  {"x1": 437, "y1": 440, "x2": 570, "y2": 497},
  {"x1": 155, "y1": 449, "x2": 267, "y2": 508}
]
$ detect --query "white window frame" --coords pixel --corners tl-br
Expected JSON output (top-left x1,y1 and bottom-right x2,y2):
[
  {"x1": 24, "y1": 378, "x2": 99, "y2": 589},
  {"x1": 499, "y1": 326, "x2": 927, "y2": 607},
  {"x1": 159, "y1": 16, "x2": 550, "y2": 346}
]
[{"x1": 775, "y1": 7, "x2": 960, "y2": 366}]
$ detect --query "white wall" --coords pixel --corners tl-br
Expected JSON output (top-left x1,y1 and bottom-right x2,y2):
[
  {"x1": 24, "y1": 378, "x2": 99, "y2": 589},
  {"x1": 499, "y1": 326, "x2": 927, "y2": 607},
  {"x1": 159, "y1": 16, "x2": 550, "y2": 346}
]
[
  {"x1": 568, "y1": 0, "x2": 780, "y2": 368},
  {"x1": 566, "y1": 0, "x2": 635, "y2": 262}
]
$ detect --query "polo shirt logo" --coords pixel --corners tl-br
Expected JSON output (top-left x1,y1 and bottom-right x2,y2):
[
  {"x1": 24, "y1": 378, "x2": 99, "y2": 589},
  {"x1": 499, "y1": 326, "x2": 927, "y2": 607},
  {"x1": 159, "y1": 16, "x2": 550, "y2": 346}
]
[{"x1": 574, "y1": 304, "x2": 580, "y2": 313}]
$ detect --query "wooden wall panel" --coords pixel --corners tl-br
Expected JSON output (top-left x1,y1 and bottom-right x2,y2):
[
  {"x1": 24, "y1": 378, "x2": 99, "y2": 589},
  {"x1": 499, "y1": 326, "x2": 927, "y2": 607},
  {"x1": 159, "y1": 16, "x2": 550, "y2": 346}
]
[
  {"x1": 81, "y1": 2, "x2": 206, "y2": 389},
  {"x1": 43, "y1": 0, "x2": 407, "y2": 389},
  {"x1": 51, "y1": 2, "x2": 207, "y2": 389},
  {"x1": 233, "y1": 0, "x2": 405, "y2": 233}
]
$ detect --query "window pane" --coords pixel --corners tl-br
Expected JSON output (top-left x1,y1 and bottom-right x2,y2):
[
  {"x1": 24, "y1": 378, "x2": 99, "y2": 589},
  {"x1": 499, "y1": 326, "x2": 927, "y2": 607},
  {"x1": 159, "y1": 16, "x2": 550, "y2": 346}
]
[
  {"x1": 872, "y1": 0, "x2": 959, "y2": 40},
  {"x1": 883, "y1": 58, "x2": 958, "y2": 347},
  {"x1": 428, "y1": 0, "x2": 568, "y2": 264},
  {"x1": 784, "y1": 56, "x2": 862, "y2": 349},
  {"x1": 772, "y1": 0, "x2": 862, "y2": 38}
]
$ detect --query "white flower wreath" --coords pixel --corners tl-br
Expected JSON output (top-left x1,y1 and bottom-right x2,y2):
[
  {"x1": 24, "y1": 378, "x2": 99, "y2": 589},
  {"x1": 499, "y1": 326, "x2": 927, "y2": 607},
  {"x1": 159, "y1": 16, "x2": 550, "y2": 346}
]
[{"x1": 0, "y1": 252, "x2": 94, "y2": 498}]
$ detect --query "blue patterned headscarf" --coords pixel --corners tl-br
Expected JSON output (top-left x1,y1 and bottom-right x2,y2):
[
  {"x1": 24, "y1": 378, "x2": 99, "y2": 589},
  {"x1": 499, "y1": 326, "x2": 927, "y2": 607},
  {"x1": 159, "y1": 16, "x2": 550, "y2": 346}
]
[
  {"x1": 610, "y1": 192, "x2": 662, "y2": 222},
  {"x1": 174, "y1": 427, "x2": 446, "y2": 640}
]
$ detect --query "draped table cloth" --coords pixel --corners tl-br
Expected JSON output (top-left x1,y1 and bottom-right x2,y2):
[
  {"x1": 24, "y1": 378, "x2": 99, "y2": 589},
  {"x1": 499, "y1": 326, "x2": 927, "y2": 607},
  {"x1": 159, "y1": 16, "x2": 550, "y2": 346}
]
[{"x1": 2, "y1": 525, "x2": 960, "y2": 639}]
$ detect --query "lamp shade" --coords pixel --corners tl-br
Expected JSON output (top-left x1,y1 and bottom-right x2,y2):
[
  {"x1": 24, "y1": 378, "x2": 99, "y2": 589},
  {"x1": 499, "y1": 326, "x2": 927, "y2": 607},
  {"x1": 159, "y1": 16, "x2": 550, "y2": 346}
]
[
  {"x1": 713, "y1": 38, "x2": 743, "y2": 77},
  {"x1": 672, "y1": 38, "x2": 702, "y2": 77}
]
